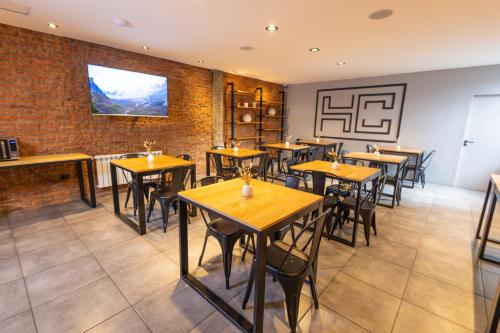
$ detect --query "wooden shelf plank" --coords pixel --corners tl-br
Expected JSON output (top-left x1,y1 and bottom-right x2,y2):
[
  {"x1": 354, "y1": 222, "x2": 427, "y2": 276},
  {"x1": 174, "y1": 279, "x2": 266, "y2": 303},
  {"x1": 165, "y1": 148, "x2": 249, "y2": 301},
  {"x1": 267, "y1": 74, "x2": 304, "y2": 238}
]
[{"x1": 263, "y1": 128, "x2": 283, "y2": 131}]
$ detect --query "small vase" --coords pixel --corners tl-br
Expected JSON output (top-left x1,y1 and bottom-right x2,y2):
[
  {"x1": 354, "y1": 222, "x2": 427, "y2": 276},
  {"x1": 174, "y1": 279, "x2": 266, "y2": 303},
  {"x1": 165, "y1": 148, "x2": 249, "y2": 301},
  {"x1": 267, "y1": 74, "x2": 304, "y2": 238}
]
[
  {"x1": 147, "y1": 153, "x2": 154, "y2": 162},
  {"x1": 315, "y1": 138, "x2": 320, "y2": 143},
  {"x1": 285, "y1": 141, "x2": 290, "y2": 148},
  {"x1": 331, "y1": 161, "x2": 339, "y2": 170},
  {"x1": 241, "y1": 184, "x2": 253, "y2": 198},
  {"x1": 268, "y1": 108, "x2": 276, "y2": 116},
  {"x1": 396, "y1": 145, "x2": 401, "y2": 151},
  {"x1": 374, "y1": 151, "x2": 380, "y2": 156},
  {"x1": 233, "y1": 146, "x2": 239, "y2": 153}
]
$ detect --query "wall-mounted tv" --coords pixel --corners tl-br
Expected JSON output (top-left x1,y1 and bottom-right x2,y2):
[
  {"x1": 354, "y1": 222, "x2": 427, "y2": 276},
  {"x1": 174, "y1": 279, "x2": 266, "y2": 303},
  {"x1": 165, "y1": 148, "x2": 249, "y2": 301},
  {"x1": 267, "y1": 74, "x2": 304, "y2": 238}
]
[{"x1": 88, "y1": 64, "x2": 168, "y2": 117}]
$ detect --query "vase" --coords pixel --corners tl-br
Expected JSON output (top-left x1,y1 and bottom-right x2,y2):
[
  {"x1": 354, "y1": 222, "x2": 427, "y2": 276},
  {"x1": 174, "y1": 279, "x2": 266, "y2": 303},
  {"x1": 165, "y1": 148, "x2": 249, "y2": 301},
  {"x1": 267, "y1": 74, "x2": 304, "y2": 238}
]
[
  {"x1": 242, "y1": 113, "x2": 252, "y2": 123},
  {"x1": 374, "y1": 151, "x2": 380, "y2": 156},
  {"x1": 233, "y1": 146, "x2": 239, "y2": 153},
  {"x1": 243, "y1": 102, "x2": 249, "y2": 107},
  {"x1": 241, "y1": 184, "x2": 253, "y2": 198},
  {"x1": 396, "y1": 145, "x2": 401, "y2": 151},
  {"x1": 147, "y1": 153, "x2": 154, "y2": 162},
  {"x1": 268, "y1": 108, "x2": 276, "y2": 116},
  {"x1": 315, "y1": 137, "x2": 320, "y2": 143},
  {"x1": 285, "y1": 141, "x2": 290, "y2": 148},
  {"x1": 331, "y1": 161, "x2": 339, "y2": 169}
]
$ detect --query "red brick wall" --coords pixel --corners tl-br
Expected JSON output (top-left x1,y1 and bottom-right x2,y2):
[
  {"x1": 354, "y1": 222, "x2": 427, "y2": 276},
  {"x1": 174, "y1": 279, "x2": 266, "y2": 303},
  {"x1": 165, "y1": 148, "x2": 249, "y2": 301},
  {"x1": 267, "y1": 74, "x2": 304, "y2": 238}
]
[{"x1": 0, "y1": 24, "x2": 283, "y2": 213}]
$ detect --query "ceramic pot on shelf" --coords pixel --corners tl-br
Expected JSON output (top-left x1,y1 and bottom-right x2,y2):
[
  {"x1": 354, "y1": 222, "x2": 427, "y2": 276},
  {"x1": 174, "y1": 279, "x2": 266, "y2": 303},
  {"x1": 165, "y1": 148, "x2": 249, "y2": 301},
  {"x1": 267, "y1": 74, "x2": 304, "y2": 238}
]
[
  {"x1": 242, "y1": 113, "x2": 252, "y2": 123},
  {"x1": 267, "y1": 108, "x2": 276, "y2": 116}
]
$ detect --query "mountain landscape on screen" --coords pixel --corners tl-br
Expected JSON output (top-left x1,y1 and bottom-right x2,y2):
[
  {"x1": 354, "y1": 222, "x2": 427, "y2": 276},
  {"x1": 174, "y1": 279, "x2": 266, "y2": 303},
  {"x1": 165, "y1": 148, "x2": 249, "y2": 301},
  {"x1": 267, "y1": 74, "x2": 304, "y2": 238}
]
[{"x1": 88, "y1": 65, "x2": 168, "y2": 117}]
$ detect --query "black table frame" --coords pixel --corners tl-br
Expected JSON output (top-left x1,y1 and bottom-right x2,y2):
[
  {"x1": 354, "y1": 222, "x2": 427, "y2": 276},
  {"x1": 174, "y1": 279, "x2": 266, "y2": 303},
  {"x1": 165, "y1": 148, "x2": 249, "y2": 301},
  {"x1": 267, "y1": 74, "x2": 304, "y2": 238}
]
[
  {"x1": 378, "y1": 149, "x2": 424, "y2": 189},
  {"x1": 110, "y1": 163, "x2": 196, "y2": 235},
  {"x1": 342, "y1": 156, "x2": 407, "y2": 209},
  {"x1": 298, "y1": 141, "x2": 337, "y2": 161},
  {"x1": 262, "y1": 145, "x2": 310, "y2": 182},
  {"x1": 0, "y1": 157, "x2": 96, "y2": 209},
  {"x1": 178, "y1": 197, "x2": 321, "y2": 333},
  {"x1": 205, "y1": 151, "x2": 267, "y2": 180},
  {"x1": 477, "y1": 177, "x2": 500, "y2": 262}
]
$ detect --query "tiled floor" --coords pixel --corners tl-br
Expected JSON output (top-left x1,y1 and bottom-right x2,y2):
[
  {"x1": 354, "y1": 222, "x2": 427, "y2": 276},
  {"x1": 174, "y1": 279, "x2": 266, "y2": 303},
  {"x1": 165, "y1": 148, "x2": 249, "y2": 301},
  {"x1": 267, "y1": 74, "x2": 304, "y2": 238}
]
[{"x1": 0, "y1": 182, "x2": 498, "y2": 333}]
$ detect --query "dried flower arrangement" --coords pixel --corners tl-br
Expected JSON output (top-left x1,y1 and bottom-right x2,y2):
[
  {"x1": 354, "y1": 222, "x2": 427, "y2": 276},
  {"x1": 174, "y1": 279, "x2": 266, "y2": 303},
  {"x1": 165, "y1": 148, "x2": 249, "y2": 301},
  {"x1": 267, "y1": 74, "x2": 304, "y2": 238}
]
[
  {"x1": 144, "y1": 140, "x2": 156, "y2": 153},
  {"x1": 285, "y1": 134, "x2": 293, "y2": 142},
  {"x1": 238, "y1": 162, "x2": 253, "y2": 185},
  {"x1": 328, "y1": 149, "x2": 339, "y2": 162}
]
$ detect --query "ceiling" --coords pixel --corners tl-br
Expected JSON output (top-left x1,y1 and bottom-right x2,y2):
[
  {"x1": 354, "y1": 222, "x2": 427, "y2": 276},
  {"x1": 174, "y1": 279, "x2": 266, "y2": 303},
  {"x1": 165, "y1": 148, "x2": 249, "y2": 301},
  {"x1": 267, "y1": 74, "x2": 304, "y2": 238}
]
[{"x1": 1, "y1": 0, "x2": 500, "y2": 84}]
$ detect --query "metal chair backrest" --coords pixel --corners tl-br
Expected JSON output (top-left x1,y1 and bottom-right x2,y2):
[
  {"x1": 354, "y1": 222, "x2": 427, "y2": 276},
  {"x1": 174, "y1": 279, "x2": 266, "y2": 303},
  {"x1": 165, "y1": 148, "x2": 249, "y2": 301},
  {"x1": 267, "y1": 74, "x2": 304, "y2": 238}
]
[
  {"x1": 277, "y1": 210, "x2": 329, "y2": 275},
  {"x1": 308, "y1": 146, "x2": 319, "y2": 161},
  {"x1": 253, "y1": 154, "x2": 268, "y2": 180},
  {"x1": 210, "y1": 154, "x2": 225, "y2": 176},
  {"x1": 158, "y1": 167, "x2": 187, "y2": 194},
  {"x1": 335, "y1": 142, "x2": 344, "y2": 155},
  {"x1": 119, "y1": 153, "x2": 145, "y2": 183},
  {"x1": 285, "y1": 175, "x2": 309, "y2": 191},
  {"x1": 176, "y1": 154, "x2": 192, "y2": 161},
  {"x1": 284, "y1": 158, "x2": 301, "y2": 174},
  {"x1": 194, "y1": 176, "x2": 225, "y2": 224},
  {"x1": 362, "y1": 174, "x2": 387, "y2": 206},
  {"x1": 421, "y1": 150, "x2": 435, "y2": 169}
]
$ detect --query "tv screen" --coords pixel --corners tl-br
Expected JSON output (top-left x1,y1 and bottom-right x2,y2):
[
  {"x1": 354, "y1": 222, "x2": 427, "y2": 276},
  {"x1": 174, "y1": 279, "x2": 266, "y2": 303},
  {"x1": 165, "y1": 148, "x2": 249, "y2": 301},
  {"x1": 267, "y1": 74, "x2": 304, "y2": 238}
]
[{"x1": 87, "y1": 64, "x2": 168, "y2": 117}]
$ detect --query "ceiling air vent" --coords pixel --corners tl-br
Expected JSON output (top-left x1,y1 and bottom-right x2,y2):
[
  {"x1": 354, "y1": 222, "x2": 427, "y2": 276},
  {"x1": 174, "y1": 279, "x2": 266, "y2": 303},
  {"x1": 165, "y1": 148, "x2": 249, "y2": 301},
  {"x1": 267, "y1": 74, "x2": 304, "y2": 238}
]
[{"x1": 0, "y1": 0, "x2": 30, "y2": 15}]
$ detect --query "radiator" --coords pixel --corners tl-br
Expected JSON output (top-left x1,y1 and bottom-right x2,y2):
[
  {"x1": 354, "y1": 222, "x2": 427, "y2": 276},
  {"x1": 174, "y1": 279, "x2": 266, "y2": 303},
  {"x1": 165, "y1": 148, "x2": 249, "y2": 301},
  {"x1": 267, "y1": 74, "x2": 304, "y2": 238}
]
[{"x1": 94, "y1": 151, "x2": 163, "y2": 188}]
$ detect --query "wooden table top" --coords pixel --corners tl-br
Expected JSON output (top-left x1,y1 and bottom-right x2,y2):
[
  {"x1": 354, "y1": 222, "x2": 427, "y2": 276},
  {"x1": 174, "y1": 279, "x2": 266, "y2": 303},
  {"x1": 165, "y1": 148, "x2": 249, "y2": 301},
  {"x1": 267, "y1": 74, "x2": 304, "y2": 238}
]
[
  {"x1": 179, "y1": 178, "x2": 322, "y2": 232},
  {"x1": 110, "y1": 155, "x2": 194, "y2": 174},
  {"x1": 207, "y1": 148, "x2": 264, "y2": 158},
  {"x1": 344, "y1": 151, "x2": 407, "y2": 164},
  {"x1": 298, "y1": 139, "x2": 337, "y2": 146},
  {"x1": 262, "y1": 142, "x2": 310, "y2": 151},
  {"x1": 291, "y1": 160, "x2": 381, "y2": 183},
  {"x1": 378, "y1": 146, "x2": 424, "y2": 155},
  {"x1": 0, "y1": 153, "x2": 92, "y2": 169}
]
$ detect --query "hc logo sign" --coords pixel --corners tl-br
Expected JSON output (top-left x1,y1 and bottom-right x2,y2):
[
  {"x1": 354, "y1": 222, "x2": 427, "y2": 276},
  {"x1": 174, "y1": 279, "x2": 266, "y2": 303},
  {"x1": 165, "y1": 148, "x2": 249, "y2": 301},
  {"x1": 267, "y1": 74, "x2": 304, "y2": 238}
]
[{"x1": 314, "y1": 84, "x2": 407, "y2": 142}]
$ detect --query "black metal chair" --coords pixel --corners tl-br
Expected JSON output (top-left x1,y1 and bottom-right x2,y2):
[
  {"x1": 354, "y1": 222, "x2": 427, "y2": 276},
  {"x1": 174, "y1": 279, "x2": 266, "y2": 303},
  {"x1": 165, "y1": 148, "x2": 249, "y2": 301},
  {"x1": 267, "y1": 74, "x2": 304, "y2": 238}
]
[
  {"x1": 383, "y1": 163, "x2": 404, "y2": 205},
  {"x1": 299, "y1": 146, "x2": 319, "y2": 162},
  {"x1": 196, "y1": 176, "x2": 255, "y2": 289},
  {"x1": 146, "y1": 167, "x2": 188, "y2": 232},
  {"x1": 250, "y1": 153, "x2": 268, "y2": 180},
  {"x1": 406, "y1": 150, "x2": 435, "y2": 188},
  {"x1": 120, "y1": 153, "x2": 156, "y2": 216},
  {"x1": 335, "y1": 142, "x2": 344, "y2": 156},
  {"x1": 242, "y1": 210, "x2": 330, "y2": 333},
  {"x1": 331, "y1": 174, "x2": 387, "y2": 246},
  {"x1": 283, "y1": 157, "x2": 302, "y2": 176},
  {"x1": 211, "y1": 153, "x2": 237, "y2": 180}
]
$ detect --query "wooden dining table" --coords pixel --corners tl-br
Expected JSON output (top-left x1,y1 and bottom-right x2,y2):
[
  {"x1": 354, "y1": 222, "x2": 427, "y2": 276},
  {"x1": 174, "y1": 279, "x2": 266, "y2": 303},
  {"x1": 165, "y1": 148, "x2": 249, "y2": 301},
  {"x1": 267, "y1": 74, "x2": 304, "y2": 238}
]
[
  {"x1": 178, "y1": 178, "x2": 322, "y2": 333},
  {"x1": 343, "y1": 151, "x2": 407, "y2": 208},
  {"x1": 297, "y1": 139, "x2": 337, "y2": 160},
  {"x1": 291, "y1": 160, "x2": 381, "y2": 247},
  {"x1": 205, "y1": 148, "x2": 266, "y2": 176},
  {"x1": 378, "y1": 146, "x2": 424, "y2": 188},
  {"x1": 261, "y1": 142, "x2": 310, "y2": 179},
  {"x1": 110, "y1": 155, "x2": 196, "y2": 235}
]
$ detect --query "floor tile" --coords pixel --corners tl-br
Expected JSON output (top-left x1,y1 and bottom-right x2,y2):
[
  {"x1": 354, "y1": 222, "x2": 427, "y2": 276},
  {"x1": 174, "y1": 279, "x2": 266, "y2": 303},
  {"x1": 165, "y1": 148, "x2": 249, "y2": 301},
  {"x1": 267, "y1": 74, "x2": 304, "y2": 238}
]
[
  {"x1": 403, "y1": 272, "x2": 487, "y2": 332},
  {"x1": 69, "y1": 213, "x2": 122, "y2": 236},
  {"x1": 0, "y1": 310, "x2": 37, "y2": 333},
  {"x1": 18, "y1": 238, "x2": 89, "y2": 276},
  {"x1": 33, "y1": 277, "x2": 129, "y2": 333},
  {"x1": 110, "y1": 253, "x2": 179, "y2": 304},
  {"x1": 297, "y1": 307, "x2": 367, "y2": 333},
  {"x1": 12, "y1": 217, "x2": 66, "y2": 239},
  {"x1": 481, "y1": 269, "x2": 500, "y2": 300},
  {"x1": 14, "y1": 226, "x2": 77, "y2": 254},
  {"x1": 393, "y1": 301, "x2": 473, "y2": 333},
  {"x1": 79, "y1": 224, "x2": 138, "y2": 252},
  {"x1": 86, "y1": 307, "x2": 150, "y2": 333},
  {"x1": 341, "y1": 254, "x2": 410, "y2": 297},
  {"x1": 134, "y1": 281, "x2": 215, "y2": 333},
  {"x1": 355, "y1": 236, "x2": 417, "y2": 269},
  {"x1": 25, "y1": 255, "x2": 106, "y2": 307},
  {"x1": 0, "y1": 233, "x2": 16, "y2": 259},
  {"x1": 190, "y1": 311, "x2": 240, "y2": 333},
  {"x1": 319, "y1": 272, "x2": 401, "y2": 333},
  {"x1": 0, "y1": 278, "x2": 30, "y2": 322},
  {"x1": 94, "y1": 237, "x2": 160, "y2": 274},
  {"x1": 0, "y1": 256, "x2": 22, "y2": 285}
]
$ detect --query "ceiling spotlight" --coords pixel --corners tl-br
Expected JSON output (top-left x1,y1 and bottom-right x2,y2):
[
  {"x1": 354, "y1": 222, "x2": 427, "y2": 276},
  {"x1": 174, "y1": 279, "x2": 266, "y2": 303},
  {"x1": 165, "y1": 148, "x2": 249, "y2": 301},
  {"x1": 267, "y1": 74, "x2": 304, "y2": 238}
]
[
  {"x1": 240, "y1": 46, "x2": 254, "y2": 51},
  {"x1": 197, "y1": 60, "x2": 204, "y2": 64},
  {"x1": 369, "y1": 9, "x2": 393, "y2": 20},
  {"x1": 265, "y1": 24, "x2": 278, "y2": 32},
  {"x1": 309, "y1": 48, "x2": 320, "y2": 52},
  {"x1": 47, "y1": 22, "x2": 58, "y2": 29},
  {"x1": 336, "y1": 61, "x2": 346, "y2": 66},
  {"x1": 141, "y1": 45, "x2": 150, "y2": 50}
]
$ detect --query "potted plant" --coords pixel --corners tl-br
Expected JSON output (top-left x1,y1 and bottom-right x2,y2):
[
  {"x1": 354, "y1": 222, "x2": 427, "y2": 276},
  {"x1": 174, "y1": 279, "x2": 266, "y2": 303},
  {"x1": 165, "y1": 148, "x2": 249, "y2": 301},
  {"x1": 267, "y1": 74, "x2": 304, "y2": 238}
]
[
  {"x1": 238, "y1": 163, "x2": 253, "y2": 198},
  {"x1": 144, "y1": 140, "x2": 156, "y2": 162}
]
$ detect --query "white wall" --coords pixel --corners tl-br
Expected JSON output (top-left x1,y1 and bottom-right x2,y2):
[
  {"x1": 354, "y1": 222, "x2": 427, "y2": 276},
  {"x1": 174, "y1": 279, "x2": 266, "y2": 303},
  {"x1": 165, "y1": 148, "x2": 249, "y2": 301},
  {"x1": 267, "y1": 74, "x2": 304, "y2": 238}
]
[{"x1": 286, "y1": 65, "x2": 500, "y2": 187}]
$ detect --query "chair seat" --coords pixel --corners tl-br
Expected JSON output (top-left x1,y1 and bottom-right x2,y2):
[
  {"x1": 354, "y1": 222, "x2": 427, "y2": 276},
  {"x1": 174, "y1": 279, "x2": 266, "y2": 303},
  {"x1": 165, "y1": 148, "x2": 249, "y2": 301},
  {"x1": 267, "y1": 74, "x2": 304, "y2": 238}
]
[
  {"x1": 266, "y1": 240, "x2": 309, "y2": 276},
  {"x1": 325, "y1": 183, "x2": 352, "y2": 197},
  {"x1": 323, "y1": 195, "x2": 340, "y2": 208},
  {"x1": 340, "y1": 196, "x2": 375, "y2": 211},
  {"x1": 150, "y1": 189, "x2": 177, "y2": 201},
  {"x1": 208, "y1": 218, "x2": 244, "y2": 236}
]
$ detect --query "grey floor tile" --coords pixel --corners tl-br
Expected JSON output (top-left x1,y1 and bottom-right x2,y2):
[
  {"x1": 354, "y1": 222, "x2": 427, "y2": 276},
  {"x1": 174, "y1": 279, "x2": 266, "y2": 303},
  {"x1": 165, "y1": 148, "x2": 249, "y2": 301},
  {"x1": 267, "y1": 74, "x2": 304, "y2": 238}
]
[
  {"x1": 14, "y1": 226, "x2": 77, "y2": 254},
  {"x1": 0, "y1": 233, "x2": 16, "y2": 259},
  {"x1": 87, "y1": 307, "x2": 150, "y2": 333},
  {"x1": 33, "y1": 277, "x2": 129, "y2": 333},
  {"x1": 355, "y1": 236, "x2": 417, "y2": 269},
  {"x1": 0, "y1": 256, "x2": 22, "y2": 285},
  {"x1": 0, "y1": 310, "x2": 37, "y2": 333},
  {"x1": 297, "y1": 307, "x2": 367, "y2": 333},
  {"x1": 79, "y1": 224, "x2": 138, "y2": 252},
  {"x1": 190, "y1": 311, "x2": 240, "y2": 333},
  {"x1": 25, "y1": 255, "x2": 106, "y2": 307},
  {"x1": 0, "y1": 278, "x2": 30, "y2": 322}
]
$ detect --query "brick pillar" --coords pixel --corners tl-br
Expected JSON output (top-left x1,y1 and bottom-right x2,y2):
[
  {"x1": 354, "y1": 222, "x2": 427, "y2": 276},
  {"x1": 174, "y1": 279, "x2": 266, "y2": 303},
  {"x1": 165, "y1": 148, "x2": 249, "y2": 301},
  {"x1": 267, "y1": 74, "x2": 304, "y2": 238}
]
[{"x1": 211, "y1": 70, "x2": 225, "y2": 147}]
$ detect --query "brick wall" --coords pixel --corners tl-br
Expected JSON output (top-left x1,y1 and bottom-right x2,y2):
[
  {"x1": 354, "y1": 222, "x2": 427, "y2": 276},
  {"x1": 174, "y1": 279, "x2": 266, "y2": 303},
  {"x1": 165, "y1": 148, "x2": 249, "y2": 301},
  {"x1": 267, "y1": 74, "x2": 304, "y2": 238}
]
[{"x1": 0, "y1": 24, "x2": 283, "y2": 213}]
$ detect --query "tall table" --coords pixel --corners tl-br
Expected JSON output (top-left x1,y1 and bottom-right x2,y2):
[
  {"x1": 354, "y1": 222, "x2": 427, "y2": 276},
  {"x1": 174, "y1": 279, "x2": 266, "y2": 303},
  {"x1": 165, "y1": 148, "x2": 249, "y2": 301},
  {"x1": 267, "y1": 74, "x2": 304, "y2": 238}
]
[
  {"x1": 343, "y1": 152, "x2": 407, "y2": 208},
  {"x1": 291, "y1": 160, "x2": 381, "y2": 247},
  {"x1": 261, "y1": 142, "x2": 310, "y2": 180},
  {"x1": 178, "y1": 179, "x2": 322, "y2": 333},
  {"x1": 378, "y1": 146, "x2": 424, "y2": 188},
  {"x1": 297, "y1": 139, "x2": 337, "y2": 160},
  {"x1": 0, "y1": 153, "x2": 96, "y2": 208},
  {"x1": 110, "y1": 155, "x2": 196, "y2": 235},
  {"x1": 205, "y1": 148, "x2": 266, "y2": 177}
]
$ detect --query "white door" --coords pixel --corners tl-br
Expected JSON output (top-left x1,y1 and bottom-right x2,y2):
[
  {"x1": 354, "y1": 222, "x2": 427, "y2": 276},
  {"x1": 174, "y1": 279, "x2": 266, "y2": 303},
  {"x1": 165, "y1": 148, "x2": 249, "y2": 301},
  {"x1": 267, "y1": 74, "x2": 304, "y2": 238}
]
[{"x1": 454, "y1": 95, "x2": 500, "y2": 191}]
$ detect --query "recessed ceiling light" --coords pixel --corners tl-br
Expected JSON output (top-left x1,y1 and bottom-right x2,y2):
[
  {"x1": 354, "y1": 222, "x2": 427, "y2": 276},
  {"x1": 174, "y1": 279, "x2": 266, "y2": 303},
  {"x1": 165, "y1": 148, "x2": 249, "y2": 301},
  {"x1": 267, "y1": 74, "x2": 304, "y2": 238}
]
[
  {"x1": 265, "y1": 24, "x2": 278, "y2": 32},
  {"x1": 113, "y1": 18, "x2": 131, "y2": 27},
  {"x1": 240, "y1": 46, "x2": 254, "y2": 51},
  {"x1": 309, "y1": 48, "x2": 320, "y2": 52},
  {"x1": 197, "y1": 60, "x2": 204, "y2": 64},
  {"x1": 141, "y1": 45, "x2": 150, "y2": 50},
  {"x1": 47, "y1": 22, "x2": 58, "y2": 29},
  {"x1": 369, "y1": 9, "x2": 393, "y2": 20},
  {"x1": 336, "y1": 61, "x2": 346, "y2": 66}
]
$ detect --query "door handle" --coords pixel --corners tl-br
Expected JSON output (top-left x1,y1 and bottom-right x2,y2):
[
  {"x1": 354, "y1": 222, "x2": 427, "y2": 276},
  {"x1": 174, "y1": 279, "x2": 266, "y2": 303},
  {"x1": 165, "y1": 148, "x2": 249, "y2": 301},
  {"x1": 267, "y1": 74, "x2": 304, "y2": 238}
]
[{"x1": 463, "y1": 140, "x2": 475, "y2": 146}]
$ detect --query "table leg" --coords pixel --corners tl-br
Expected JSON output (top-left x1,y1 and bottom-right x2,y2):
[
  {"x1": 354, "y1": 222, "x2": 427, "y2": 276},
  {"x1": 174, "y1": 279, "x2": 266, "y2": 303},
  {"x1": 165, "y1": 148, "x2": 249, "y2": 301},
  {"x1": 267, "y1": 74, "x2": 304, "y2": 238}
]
[
  {"x1": 110, "y1": 164, "x2": 120, "y2": 214},
  {"x1": 86, "y1": 159, "x2": 97, "y2": 208},
  {"x1": 136, "y1": 174, "x2": 146, "y2": 235},
  {"x1": 253, "y1": 231, "x2": 267, "y2": 333},
  {"x1": 76, "y1": 161, "x2": 86, "y2": 201},
  {"x1": 351, "y1": 185, "x2": 361, "y2": 247},
  {"x1": 206, "y1": 152, "x2": 211, "y2": 176},
  {"x1": 190, "y1": 165, "x2": 197, "y2": 217},
  {"x1": 476, "y1": 180, "x2": 493, "y2": 239},
  {"x1": 179, "y1": 200, "x2": 189, "y2": 276},
  {"x1": 479, "y1": 194, "x2": 498, "y2": 260},
  {"x1": 390, "y1": 164, "x2": 401, "y2": 208}
]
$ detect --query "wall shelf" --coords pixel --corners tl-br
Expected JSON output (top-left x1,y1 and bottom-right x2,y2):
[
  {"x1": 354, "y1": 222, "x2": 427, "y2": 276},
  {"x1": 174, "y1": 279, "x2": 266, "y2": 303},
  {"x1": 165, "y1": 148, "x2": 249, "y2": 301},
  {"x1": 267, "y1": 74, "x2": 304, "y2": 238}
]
[
  {"x1": 234, "y1": 136, "x2": 262, "y2": 141},
  {"x1": 229, "y1": 121, "x2": 263, "y2": 125},
  {"x1": 263, "y1": 128, "x2": 283, "y2": 131}
]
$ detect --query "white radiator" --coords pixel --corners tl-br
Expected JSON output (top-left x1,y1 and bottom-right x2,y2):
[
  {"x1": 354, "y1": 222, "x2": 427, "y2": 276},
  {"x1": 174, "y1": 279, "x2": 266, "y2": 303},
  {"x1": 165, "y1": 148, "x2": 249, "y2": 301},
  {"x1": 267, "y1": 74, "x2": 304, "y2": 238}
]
[{"x1": 94, "y1": 151, "x2": 163, "y2": 188}]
